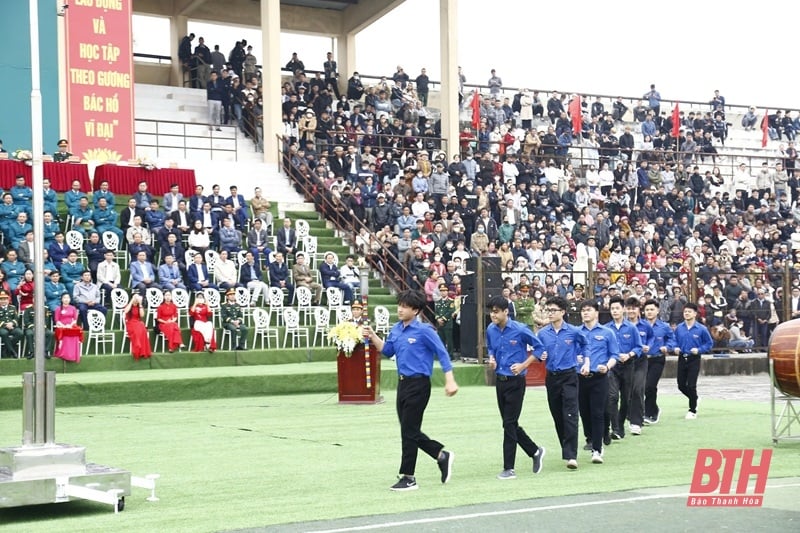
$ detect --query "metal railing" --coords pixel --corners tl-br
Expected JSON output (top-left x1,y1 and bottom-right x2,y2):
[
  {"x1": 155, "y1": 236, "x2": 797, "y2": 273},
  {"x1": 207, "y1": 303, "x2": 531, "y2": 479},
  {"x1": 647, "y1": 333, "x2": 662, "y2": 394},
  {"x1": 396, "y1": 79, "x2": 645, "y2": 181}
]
[
  {"x1": 135, "y1": 118, "x2": 238, "y2": 161},
  {"x1": 277, "y1": 134, "x2": 415, "y2": 294}
]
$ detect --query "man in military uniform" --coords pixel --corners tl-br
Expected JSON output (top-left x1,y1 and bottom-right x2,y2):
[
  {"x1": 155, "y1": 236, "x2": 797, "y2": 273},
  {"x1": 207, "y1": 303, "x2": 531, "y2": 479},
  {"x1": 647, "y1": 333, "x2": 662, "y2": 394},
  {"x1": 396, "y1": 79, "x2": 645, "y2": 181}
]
[
  {"x1": 350, "y1": 301, "x2": 367, "y2": 325},
  {"x1": 53, "y1": 139, "x2": 73, "y2": 162},
  {"x1": 566, "y1": 283, "x2": 586, "y2": 325},
  {"x1": 221, "y1": 288, "x2": 248, "y2": 350},
  {"x1": 0, "y1": 291, "x2": 22, "y2": 358},
  {"x1": 23, "y1": 306, "x2": 53, "y2": 359},
  {"x1": 515, "y1": 283, "x2": 536, "y2": 326},
  {"x1": 435, "y1": 283, "x2": 457, "y2": 359}
]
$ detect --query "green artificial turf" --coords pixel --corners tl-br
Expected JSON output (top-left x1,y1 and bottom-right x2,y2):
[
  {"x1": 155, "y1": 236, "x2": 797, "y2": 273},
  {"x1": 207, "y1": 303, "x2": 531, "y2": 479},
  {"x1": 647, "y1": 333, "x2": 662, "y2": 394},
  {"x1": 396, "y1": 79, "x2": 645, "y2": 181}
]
[{"x1": 0, "y1": 388, "x2": 798, "y2": 532}]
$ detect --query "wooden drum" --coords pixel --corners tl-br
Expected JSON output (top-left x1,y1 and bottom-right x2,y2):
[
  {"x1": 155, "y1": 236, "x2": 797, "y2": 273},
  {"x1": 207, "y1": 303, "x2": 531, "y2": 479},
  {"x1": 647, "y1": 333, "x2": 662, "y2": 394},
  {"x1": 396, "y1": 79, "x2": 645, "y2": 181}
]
[{"x1": 768, "y1": 321, "x2": 800, "y2": 398}]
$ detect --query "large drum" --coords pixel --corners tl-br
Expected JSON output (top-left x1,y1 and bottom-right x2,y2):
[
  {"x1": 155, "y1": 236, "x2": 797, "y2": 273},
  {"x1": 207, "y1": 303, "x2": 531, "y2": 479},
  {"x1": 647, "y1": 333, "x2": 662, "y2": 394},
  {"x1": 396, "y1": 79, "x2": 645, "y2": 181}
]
[{"x1": 768, "y1": 321, "x2": 800, "y2": 398}]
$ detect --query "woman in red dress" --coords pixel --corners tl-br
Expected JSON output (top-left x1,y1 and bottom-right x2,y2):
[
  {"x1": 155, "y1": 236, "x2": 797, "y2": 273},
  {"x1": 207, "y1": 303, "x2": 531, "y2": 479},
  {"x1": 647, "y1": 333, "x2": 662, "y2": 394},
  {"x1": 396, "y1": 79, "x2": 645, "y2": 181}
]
[
  {"x1": 16, "y1": 269, "x2": 34, "y2": 310},
  {"x1": 124, "y1": 292, "x2": 152, "y2": 360},
  {"x1": 54, "y1": 293, "x2": 83, "y2": 363},
  {"x1": 157, "y1": 290, "x2": 185, "y2": 353},
  {"x1": 189, "y1": 292, "x2": 216, "y2": 352}
]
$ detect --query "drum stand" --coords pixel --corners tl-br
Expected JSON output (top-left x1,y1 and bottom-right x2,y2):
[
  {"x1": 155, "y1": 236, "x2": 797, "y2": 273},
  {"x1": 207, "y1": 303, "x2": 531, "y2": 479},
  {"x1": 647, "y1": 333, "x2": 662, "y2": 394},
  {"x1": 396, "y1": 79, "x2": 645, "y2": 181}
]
[{"x1": 770, "y1": 359, "x2": 800, "y2": 445}]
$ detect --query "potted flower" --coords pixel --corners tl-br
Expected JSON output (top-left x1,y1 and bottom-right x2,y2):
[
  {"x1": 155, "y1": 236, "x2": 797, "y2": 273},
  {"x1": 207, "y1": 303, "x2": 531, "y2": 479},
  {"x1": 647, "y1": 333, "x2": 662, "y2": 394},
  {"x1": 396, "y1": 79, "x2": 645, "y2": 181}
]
[
  {"x1": 13, "y1": 149, "x2": 33, "y2": 166},
  {"x1": 328, "y1": 321, "x2": 363, "y2": 357}
]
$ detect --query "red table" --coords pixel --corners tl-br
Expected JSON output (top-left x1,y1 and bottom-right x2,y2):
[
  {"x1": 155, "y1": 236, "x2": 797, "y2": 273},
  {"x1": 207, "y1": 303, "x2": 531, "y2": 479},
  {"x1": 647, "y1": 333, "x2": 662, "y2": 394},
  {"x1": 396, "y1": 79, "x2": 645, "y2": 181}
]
[
  {"x1": 93, "y1": 165, "x2": 197, "y2": 196},
  {"x1": 0, "y1": 159, "x2": 91, "y2": 192}
]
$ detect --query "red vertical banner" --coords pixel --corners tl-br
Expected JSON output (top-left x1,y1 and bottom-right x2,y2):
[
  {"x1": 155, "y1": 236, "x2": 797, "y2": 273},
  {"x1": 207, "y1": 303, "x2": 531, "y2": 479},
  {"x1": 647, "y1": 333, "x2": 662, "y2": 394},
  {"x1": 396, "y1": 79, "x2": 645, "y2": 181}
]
[{"x1": 64, "y1": 0, "x2": 135, "y2": 162}]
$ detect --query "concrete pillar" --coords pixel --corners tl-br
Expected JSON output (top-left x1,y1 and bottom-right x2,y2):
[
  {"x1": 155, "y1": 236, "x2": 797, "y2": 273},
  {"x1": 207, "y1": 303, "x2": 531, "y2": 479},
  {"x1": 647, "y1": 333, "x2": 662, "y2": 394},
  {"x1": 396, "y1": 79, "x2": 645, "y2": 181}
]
[
  {"x1": 439, "y1": 0, "x2": 459, "y2": 160},
  {"x1": 336, "y1": 32, "x2": 356, "y2": 96},
  {"x1": 169, "y1": 15, "x2": 188, "y2": 87},
  {"x1": 261, "y1": 0, "x2": 281, "y2": 165}
]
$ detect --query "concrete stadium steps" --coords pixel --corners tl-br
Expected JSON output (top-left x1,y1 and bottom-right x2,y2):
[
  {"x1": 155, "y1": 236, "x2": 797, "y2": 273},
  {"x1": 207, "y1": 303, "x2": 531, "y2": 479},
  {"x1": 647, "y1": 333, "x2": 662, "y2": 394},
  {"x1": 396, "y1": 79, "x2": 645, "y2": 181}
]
[
  {"x1": 134, "y1": 83, "x2": 265, "y2": 165},
  {"x1": 0, "y1": 363, "x2": 486, "y2": 410}
]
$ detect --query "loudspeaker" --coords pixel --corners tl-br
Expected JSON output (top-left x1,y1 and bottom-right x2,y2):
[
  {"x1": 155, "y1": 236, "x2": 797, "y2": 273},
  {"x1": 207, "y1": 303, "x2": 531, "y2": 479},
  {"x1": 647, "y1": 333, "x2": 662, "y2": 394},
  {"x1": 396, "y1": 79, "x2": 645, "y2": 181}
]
[
  {"x1": 459, "y1": 301, "x2": 478, "y2": 358},
  {"x1": 482, "y1": 256, "x2": 503, "y2": 301}
]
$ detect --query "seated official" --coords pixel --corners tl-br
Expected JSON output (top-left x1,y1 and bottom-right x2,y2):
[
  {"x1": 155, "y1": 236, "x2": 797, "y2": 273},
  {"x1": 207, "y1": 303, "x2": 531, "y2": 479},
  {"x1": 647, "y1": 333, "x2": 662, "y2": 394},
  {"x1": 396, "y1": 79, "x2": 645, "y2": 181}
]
[
  {"x1": 72, "y1": 270, "x2": 107, "y2": 330},
  {"x1": 186, "y1": 253, "x2": 217, "y2": 292},
  {"x1": 213, "y1": 250, "x2": 240, "y2": 290},
  {"x1": 268, "y1": 251, "x2": 294, "y2": 302},
  {"x1": 158, "y1": 254, "x2": 187, "y2": 290},
  {"x1": 239, "y1": 251, "x2": 270, "y2": 305}
]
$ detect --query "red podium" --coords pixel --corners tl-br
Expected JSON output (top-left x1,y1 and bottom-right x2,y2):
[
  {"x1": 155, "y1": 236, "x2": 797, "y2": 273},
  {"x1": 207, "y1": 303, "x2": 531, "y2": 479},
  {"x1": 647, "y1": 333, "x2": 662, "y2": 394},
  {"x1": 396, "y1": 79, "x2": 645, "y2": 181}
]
[
  {"x1": 337, "y1": 344, "x2": 384, "y2": 404},
  {"x1": 525, "y1": 360, "x2": 547, "y2": 387}
]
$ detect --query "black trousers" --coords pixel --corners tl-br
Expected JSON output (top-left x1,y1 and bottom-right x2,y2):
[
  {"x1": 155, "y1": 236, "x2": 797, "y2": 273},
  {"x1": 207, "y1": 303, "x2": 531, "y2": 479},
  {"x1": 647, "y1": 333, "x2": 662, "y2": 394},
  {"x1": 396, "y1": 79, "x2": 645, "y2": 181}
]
[
  {"x1": 546, "y1": 371, "x2": 579, "y2": 461},
  {"x1": 396, "y1": 376, "x2": 443, "y2": 476},
  {"x1": 496, "y1": 375, "x2": 538, "y2": 470},
  {"x1": 607, "y1": 361, "x2": 633, "y2": 436},
  {"x1": 644, "y1": 356, "x2": 666, "y2": 419},
  {"x1": 579, "y1": 373, "x2": 608, "y2": 453},
  {"x1": 677, "y1": 354, "x2": 701, "y2": 413},
  {"x1": 629, "y1": 357, "x2": 648, "y2": 426}
]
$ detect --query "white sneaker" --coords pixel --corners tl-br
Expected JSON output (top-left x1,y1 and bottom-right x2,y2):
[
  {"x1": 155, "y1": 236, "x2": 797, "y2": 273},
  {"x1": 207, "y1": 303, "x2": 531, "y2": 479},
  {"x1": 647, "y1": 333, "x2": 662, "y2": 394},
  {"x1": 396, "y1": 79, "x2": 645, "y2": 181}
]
[
  {"x1": 630, "y1": 424, "x2": 641, "y2": 435},
  {"x1": 685, "y1": 411, "x2": 697, "y2": 420},
  {"x1": 591, "y1": 451, "x2": 604, "y2": 464}
]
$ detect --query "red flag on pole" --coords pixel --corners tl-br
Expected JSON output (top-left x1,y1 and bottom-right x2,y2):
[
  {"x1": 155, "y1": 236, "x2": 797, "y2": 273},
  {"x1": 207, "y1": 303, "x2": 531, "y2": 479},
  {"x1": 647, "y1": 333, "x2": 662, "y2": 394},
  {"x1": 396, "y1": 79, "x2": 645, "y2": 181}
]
[
  {"x1": 671, "y1": 103, "x2": 680, "y2": 138},
  {"x1": 471, "y1": 90, "x2": 481, "y2": 131},
  {"x1": 568, "y1": 95, "x2": 582, "y2": 135},
  {"x1": 761, "y1": 109, "x2": 769, "y2": 148}
]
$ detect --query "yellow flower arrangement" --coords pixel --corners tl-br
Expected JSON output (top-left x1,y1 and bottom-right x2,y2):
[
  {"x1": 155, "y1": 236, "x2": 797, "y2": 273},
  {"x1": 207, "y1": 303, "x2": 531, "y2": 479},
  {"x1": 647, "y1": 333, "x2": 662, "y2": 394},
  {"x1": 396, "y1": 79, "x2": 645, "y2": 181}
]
[{"x1": 328, "y1": 321, "x2": 364, "y2": 357}]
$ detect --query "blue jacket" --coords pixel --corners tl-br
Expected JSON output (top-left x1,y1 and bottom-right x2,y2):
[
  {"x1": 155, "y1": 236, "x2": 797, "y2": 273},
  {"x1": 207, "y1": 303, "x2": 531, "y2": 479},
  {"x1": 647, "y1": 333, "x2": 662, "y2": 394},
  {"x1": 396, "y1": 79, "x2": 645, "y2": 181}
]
[
  {"x1": 537, "y1": 322, "x2": 588, "y2": 372},
  {"x1": 268, "y1": 261, "x2": 291, "y2": 286},
  {"x1": 92, "y1": 189, "x2": 115, "y2": 208},
  {"x1": 646, "y1": 319, "x2": 673, "y2": 356},
  {"x1": 669, "y1": 321, "x2": 713, "y2": 355},
  {"x1": 381, "y1": 319, "x2": 453, "y2": 376},
  {"x1": 604, "y1": 319, "x2": 643, "y2": 358},
  {"x1": 486, "y1": 319, "x2": 544, "y2": 377},
  {"x1": 48, "y1": 241, "x2": 72, "y2": 268},
  {"x1": 630, "y1": 319, "x2": 654, "y2": 358},
  {"x1": 580, "y1": 322, "x2": 621, "y2": 372}
]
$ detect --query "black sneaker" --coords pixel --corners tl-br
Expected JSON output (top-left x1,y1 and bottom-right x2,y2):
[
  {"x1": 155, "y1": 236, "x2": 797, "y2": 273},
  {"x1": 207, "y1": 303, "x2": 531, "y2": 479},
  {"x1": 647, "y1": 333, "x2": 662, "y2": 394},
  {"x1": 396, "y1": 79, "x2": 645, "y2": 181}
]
[
  {"x1": 532, "y1": 446, "x2": 545, "y2": 474},
  {"x1": 437, "y1": 450, "x2": 454, "y2": 484},
  {"x1": 583, "y1": 440, "x2": 592, "y2": 451},
  {"x1": 603, "y1": 434, "x2": 612, "y2": 446},
  {"x1": 390, "y1": 476, "x2": 417, "y2": 491},
  {"x1": 611, "y1": 431, "x2": 623, "y2": 440}
]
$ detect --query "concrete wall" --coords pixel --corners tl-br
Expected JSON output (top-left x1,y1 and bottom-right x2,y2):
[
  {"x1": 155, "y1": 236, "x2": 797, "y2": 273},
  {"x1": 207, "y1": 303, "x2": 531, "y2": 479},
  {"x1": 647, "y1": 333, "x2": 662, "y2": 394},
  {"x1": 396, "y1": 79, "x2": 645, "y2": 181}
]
[
  {"x1": 134, "y1": 62, "x2": 172, "y2": 86},
  {"x1": 0, "y1": 2, "x2": 60, "y2": 152}
]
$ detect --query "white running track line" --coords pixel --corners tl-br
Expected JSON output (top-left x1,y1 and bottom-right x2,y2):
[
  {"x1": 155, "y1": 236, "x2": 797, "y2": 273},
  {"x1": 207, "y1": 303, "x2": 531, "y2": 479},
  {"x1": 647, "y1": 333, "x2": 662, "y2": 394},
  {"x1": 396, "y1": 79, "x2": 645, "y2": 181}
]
[{"x1": 308, "y1": 482, "x2": 800, "y2": 533}]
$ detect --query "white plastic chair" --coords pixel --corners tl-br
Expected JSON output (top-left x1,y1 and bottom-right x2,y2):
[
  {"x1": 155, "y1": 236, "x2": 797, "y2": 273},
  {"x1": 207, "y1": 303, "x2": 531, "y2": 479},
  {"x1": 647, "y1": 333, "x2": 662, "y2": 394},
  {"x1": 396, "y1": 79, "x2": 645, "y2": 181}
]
[
  {"x1": 312, "y1": 307, "x2": 331, "y2": 346},
  {"x1": 325, "y1": 286, "x2": 344, "y2": 313},
  {"x1": 295, "y1": 219, "x2": 310, "y2": 248},
  {"x1": 236, "y1": 250, "x2": 248, "y2": 267},
  {"x1": 282, "y1": 308, "x2": 309, "y2": 348},
  {"x1": 185, "y1": 249, "x2": 199, "y2": 268},
  {"x1": 65, "y1": 230, "x2": 85, "y2": 259},
  {"x1": 295, "y1": 286, "x2": 314, "y2": 324},
  {"x1": 303, "y1": 237, "x2": 319, "y2": 268},
  {"x1": 85, "y1": 309, "x2": 114, "y2": 355},
  {"x1": 234, "y1": 286, "x2": 252, "y2": 321},
  {"x1": 204, "y1": 249, "x2": 220, "y2": 274},
  {"x1": 336, "y1": 307, "x2": 353, "y2": 324},
  {"x1": 252, "y1": 308, "x2": 278, "y2": 349},
  {"x1": 109, "y1": 288, "x2": 129, "y2": 329},
  {"x1": 102, "y1": 231, "x2": 126, "y2": 268},
  {"x1": 172, "y1": 288, "x2": 190, "y2": 328},
  {"x1": 374, "y1": 305, "x2": 391, "y2": 335},
  {"x1": 145, "y1": 287, "x2": 164, "y2": 327},
  {"x1": 202, "y1": 288, "x2": 221, "y2": 327},
  {"x1": 267, "y1": 286, "x2": 285, "y2": 326}
]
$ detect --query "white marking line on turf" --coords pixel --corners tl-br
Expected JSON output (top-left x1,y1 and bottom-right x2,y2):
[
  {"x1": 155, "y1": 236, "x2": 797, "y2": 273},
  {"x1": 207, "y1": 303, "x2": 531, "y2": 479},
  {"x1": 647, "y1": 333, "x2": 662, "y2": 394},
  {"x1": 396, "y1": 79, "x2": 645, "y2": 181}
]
[{"x1": 308, "y1": 483, "x2": 800, "y2": 533}]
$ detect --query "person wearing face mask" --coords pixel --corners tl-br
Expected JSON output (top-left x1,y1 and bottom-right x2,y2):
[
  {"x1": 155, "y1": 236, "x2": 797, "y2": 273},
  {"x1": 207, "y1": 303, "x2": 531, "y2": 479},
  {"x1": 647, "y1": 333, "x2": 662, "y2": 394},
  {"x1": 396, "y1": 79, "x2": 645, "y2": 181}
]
[{"x1": 470, "y1": 224, "x2": 489, "y2": 255}]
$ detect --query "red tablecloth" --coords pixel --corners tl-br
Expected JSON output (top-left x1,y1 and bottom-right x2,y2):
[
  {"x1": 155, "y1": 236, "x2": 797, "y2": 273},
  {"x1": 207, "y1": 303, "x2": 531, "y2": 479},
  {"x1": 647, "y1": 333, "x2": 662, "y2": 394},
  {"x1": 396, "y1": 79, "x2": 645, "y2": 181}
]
[
  {"x1": 93, "y1": 165, "x2": 197, "y2": 196},
  {"x1": 0, "y1": 159, "x2": 91, "y2": 192}
]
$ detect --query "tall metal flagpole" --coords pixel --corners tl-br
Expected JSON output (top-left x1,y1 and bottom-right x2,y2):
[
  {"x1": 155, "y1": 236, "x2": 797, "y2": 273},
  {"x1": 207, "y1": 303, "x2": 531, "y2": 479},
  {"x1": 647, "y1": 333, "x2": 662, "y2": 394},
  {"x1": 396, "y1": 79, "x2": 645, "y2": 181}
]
[{"x1": 29, "y1": 0, "x2": 47, "y2": 444}]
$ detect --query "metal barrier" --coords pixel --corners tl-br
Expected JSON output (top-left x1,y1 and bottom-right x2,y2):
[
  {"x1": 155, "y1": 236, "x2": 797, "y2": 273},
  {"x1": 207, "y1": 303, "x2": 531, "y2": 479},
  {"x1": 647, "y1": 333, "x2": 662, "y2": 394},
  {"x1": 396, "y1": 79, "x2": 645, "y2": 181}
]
[{"x1": 135, "y1": 118, "x2": 238, "y2": 161}]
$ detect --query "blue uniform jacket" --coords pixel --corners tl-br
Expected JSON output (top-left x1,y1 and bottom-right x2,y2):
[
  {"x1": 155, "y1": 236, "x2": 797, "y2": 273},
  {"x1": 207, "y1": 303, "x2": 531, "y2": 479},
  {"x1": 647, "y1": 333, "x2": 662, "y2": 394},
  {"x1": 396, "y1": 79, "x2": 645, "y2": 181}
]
[
  {"x1": 486, "y1": 320, "x2": 545, "y2": 377},
  {"x1": 604, "y1": 319, "x2": 643, "y2": 358},
  {"x1": 646, "y1": 319, "x2": 674, "y2": 356},
  {"x1": 580, "y1": 322, "x2": 621, "y2": 372},
  {"x1": 669, "y1": 321, "x2": 713, "y2": 355},
  {"x1": 537, "y1": 322, "x2": 588, "y2": 372},
  {"x1": 382, "y1": 319, "x2": 453, "y2": 377}
]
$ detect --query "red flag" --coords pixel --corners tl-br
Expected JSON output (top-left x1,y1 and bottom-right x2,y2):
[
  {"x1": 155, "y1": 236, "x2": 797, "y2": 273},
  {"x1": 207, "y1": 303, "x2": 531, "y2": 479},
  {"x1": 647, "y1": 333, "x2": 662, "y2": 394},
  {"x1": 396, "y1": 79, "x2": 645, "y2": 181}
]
[
  {"x1": 568, "y1": 95, "x2": 582, "y2": 135},
  {"x1": 471, "y1": 89, "x2": 481, "y2": 131},
  {"x1": 671, "y1": 103, "x2": 680, "y2": 138},
  {"x1": 761, "y1": 109, "x2": 769, "y2": 148}
]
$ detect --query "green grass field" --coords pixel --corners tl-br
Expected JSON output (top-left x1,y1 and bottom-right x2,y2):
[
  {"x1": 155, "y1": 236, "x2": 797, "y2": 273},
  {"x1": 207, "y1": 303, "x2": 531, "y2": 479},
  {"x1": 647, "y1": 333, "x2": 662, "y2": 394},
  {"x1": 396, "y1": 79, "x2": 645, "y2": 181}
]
[{"x1": 1, "y1": 383, "x2": 798, "y2": 532}]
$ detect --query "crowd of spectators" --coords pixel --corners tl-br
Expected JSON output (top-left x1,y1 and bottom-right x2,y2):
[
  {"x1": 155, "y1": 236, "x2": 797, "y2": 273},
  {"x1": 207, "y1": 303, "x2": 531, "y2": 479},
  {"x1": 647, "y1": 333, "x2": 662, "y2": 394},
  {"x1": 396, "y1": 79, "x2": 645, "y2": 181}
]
[{"x1": 281, "y1": 63, "x2": 800, "y2": 352}]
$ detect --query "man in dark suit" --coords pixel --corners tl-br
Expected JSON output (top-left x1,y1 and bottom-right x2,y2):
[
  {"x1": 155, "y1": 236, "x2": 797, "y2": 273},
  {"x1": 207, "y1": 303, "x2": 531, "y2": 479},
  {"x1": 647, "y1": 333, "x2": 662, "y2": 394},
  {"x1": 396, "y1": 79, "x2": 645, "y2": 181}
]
[
  {"x1": 320, "y1": 252, "x2": 353, "y2": 303},
  {"x1": 186, "y1": 253, "x2": 217, "y2": 292},
  {"x1": 120, "y1": 197, "x2": 144, "y2": 232},
  {"x1": 156, "y1": 217, "x2": 183, "y2": 251},
  {"x1": 247, "y1": 217, "x2": 272, "y2": 268},
  {"x1": 276, "y1": 217, "x2": 297, "y2": 257},
  {"x1": 128, "y1": 232, "x2": 155, "y2": 263},
  {"x1": 226, "y1": 185, "x2": 248, "y2": 230},
  {"x1": 17, "y1": 230, "x2": 35, "y2": 269},
  {"x1": 170, "y1": 200, "x2": 192, "y2": 235},
  {"x1": 268, "y1": 251, "x2": 294, "y2": 303},
  {"x1": 188, "y1": 185, "x2": 206, "y2": 214},
  {"x1": 328, "y1": 146, "x2": 348, "y2": 179},
  {"x1": 160, "y1": 233, "x2": 187, "y2": 272}
]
